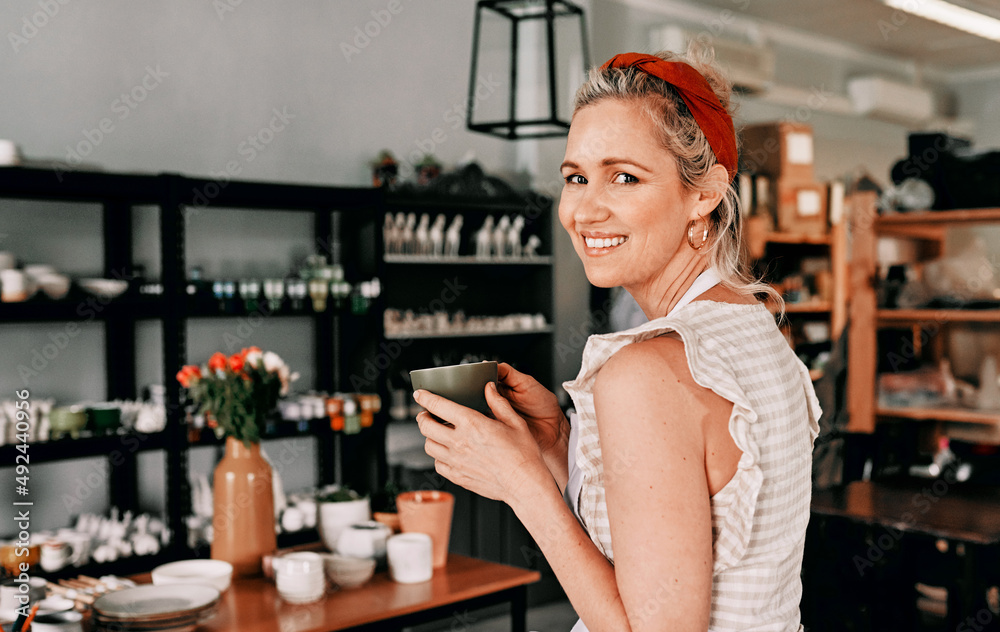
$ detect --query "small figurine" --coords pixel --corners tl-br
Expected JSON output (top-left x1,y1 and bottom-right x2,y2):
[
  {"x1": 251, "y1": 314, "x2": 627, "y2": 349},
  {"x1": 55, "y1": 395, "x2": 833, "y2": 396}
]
[
  {"x1": 474, "y1": 215, "x2": 494, "y2": 259},
  {"x1": 507, "y1": 216, "x2": 525, "y2": 257},
  {"x1": 383, "y1": 215, "x2": 396, "y2": 255},
  {"x1": 401, "y1": 213, "x2": 416, "y2": 254},
  {"x1": 524, "y1": 234, "x2": 542, "y2": 257},
  {"x1": 430, "y1": 214, "x2": 446, "y2": 257},
  {"x1": 445, "y1": 215, "x2": 464, "y2": 257},
  {"x1": 493, "y1": 215, "x2": 510, "y2": 258},
  {"x1": 392, "y1": 212, "x2": 406, "y2": 254},
  {"x1": 415, "y1": 214, "x2": 430, "y2": 255}
]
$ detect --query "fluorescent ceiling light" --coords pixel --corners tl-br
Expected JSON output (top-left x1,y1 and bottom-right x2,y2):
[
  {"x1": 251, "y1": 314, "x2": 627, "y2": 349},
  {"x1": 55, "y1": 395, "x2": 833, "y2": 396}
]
[{"x1": 882, "y1": 0, "x2": 1000, "y2": 43}]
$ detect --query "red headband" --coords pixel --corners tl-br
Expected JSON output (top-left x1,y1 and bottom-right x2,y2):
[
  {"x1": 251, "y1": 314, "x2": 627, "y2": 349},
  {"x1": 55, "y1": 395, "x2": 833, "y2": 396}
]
[{"x1": 601, "y1": 53, "x2": 737, "y2": 180}]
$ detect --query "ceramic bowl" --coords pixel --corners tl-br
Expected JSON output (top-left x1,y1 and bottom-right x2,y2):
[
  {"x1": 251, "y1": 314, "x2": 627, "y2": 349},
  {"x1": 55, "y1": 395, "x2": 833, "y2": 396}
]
[
  {"x1": 152, "y1": 559, "x2": 233, "y2": 592},
  {"x1": 37, "y1": 273, "x2": 71, "y2": 300},
  {"x1": 78, "y1": 278, "x2": 128, "y2": 299},
  {"x1": 409, "y1": 361, "x2": 498, "y2": 417},
  {"x1": 324, "y1": 554, "x2": 375, "y2": 589},
  {"x1": 48, "y1": 406, "x2": 88, "y2": 439}
]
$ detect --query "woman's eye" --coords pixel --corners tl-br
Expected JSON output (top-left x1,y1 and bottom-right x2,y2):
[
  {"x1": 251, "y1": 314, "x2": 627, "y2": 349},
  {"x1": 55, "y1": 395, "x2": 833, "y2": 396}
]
[
  {"x1": 613, "y1": 173, "x2": 638, "y2": 184},
  {"x1": 564, "y1": 174, "x2": 587, "y2": 185}
]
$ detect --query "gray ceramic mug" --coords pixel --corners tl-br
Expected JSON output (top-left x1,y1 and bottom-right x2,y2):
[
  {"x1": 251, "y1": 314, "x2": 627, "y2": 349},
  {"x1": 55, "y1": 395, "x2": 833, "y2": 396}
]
[{"x1": 409, "y1": 361, "x2": 498, "y2": 418}]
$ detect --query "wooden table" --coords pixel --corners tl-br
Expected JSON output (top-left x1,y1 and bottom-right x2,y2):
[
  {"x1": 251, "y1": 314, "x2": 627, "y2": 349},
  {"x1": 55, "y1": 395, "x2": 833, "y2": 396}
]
[
  {"x1": 811, "y1": 479, "x2": 1000, "y2": 545},
  {"x1": 803, "y1": 480, "x2": 1000, "y2": 632},
  {"x1": 143, "y1": 555, "x2": 540, "y2": 632}
]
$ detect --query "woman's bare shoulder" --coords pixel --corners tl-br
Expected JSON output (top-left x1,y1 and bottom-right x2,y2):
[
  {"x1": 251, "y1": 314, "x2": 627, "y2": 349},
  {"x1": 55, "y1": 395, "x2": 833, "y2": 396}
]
[
  {"x1": 694, "y1": 284, "x2": 760, "y2": 306},
  {"x1": 594, "y1": 336, "x2": 697, "y2": 406}
]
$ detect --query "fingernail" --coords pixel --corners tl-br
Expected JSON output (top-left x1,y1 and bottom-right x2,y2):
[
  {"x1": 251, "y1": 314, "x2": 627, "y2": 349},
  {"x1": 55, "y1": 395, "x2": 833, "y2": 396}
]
[{"x1": 413, "y1": 390, "x2": 423, "y2": 402}]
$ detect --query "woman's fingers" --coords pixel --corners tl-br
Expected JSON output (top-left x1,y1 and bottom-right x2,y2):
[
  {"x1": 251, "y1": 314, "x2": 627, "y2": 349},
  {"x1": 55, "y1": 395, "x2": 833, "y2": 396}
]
[
  {"x1": 415, "y1": 410, "x2": 453, "y2": 443},
  {"x1": 497, "y1": 362, "x2": 529, "y2": 388},
  {"x1": 485, "y1": 382, "x2": 522, "y2": 426},
  {"x1": 413, "y1": 389, "x2": 476, "y2": 428}
]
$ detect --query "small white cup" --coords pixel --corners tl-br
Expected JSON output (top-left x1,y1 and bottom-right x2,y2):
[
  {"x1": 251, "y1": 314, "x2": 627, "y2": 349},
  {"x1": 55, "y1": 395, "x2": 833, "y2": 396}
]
[
  {"x1": 0, "y1": 269, "x2": 28, "y2": 302},
  {"x1": 386, "y1": 533, "x2": 433, "y2": 584},
  {"x1": 273, "y1": 552, "x2": 326, "y2": 604},
  {"x1": 0, "y1": 140, "x2": 20, "y2": 166}
]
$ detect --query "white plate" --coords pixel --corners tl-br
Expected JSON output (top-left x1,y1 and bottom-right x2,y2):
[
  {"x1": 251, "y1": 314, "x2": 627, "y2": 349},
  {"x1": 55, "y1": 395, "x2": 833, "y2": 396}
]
[
  {"x1": 93, "y1": 584, "x2": 220, "y2": 619},
  {"x1": 152, "y1": 559, "x2": 233, "y2": 592}
]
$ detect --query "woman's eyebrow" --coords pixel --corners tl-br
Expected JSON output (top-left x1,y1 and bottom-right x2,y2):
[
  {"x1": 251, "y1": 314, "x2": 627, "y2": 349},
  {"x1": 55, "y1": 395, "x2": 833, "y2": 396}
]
[
  {"x1": 560, "y1": 158, "x2": 652, "y2": 172},
  {"x1": 600, "y1": 157, "x2": 652, "y2": 172}
]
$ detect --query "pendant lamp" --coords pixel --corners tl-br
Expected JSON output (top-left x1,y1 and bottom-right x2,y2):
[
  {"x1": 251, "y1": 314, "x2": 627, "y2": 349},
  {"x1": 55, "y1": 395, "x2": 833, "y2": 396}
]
[{"x1": 467, "y1": 0, "x2": 590, "y2": 140}]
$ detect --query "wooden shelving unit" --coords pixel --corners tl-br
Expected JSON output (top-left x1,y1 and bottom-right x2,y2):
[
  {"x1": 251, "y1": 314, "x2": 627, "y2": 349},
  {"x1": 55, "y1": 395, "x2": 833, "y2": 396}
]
[
  {"x1": 751, "y1": 216, "x2": 849, "y2": 378},
  {"x1": 847, "y1": 196, "x2": 1000, "y2": 437}
]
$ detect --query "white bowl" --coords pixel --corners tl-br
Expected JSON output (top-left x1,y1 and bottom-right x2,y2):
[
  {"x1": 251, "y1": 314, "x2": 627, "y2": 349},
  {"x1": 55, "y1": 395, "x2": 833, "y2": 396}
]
[
  {"x1": 324, "y1": 554, "x2": 375, "y2": 589},
  {"x1": 78, "y1": 278, "x2": 129, "y2": 299},
  {"x1": 152, "y1": 559, "x2": 233, "y2": 592},
  {"x1": 38, "y1": 273, "x2": 70, "y2": 300}
]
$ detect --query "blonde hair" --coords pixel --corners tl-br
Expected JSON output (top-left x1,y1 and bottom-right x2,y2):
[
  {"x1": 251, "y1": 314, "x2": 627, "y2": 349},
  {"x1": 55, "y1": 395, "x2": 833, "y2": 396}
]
[{"x1": 573, "y1": 47, "x2": 781, "y2": 309}]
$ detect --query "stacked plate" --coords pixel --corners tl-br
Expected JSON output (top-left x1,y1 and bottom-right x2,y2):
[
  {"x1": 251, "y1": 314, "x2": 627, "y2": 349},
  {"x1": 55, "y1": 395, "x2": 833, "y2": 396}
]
[{"x1": 91, "y1": 584, "x2": 221, "y2": 632}]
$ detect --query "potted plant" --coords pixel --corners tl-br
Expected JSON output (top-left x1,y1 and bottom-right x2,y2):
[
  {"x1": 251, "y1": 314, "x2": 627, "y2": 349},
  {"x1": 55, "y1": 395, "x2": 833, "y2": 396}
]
[
  {"x1": 316, "y1": 486, "x2": 371, "y2": 553},
  {"x1": 177, "y1": 346, "x2": 298, "y2": 577}
]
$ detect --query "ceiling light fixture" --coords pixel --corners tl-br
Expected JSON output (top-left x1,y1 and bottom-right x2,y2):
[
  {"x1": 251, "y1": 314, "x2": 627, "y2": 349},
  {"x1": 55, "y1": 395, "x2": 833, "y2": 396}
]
[{"x1": 882, "y1": 0, "x2": 1000, "y2": 43}]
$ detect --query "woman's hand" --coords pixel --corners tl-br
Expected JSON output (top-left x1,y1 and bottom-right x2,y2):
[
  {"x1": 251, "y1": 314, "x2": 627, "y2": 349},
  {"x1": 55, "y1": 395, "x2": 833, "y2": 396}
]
[
  {"x1": 497, "y1": 363, "x2": 570, "y2": 490},
  {"x1": 414, "y1": 382, "x2": 551, "y2": 505},
  {"x1": 497, "y1": 363, "x2": 568, "y2": 451}
]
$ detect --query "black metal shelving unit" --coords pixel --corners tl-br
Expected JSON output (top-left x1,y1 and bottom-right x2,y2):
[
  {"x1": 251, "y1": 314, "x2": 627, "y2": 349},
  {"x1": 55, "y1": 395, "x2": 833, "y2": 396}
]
[
  {"x1": 0, "y1": 167, "x2": 384, "y2": 577},
  {"x1": 383, "y1": 166, "x2": 561, "y2": 604}
]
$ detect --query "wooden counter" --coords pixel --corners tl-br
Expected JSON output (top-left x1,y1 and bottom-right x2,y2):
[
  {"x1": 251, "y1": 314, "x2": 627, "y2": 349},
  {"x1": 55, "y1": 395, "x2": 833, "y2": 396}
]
[
  {"x1": 135, "y1": 554, "x2": 540, "y2": 632},
  {"x1": 811, "y1": 479, "x2": 1000, "y2": 545}
]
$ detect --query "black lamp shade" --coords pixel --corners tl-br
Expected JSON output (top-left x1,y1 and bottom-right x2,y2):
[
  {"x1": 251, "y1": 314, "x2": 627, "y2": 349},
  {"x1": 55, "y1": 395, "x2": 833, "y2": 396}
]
[{"x1": 467, "y1": 0, "x2": 590, "y2": 140}]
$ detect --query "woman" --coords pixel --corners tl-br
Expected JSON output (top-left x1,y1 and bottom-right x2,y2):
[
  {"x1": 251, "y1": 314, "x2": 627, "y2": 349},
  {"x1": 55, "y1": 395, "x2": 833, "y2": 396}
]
[{"x1": 414, "y1": 49, "x2": 820, "y2": 632}]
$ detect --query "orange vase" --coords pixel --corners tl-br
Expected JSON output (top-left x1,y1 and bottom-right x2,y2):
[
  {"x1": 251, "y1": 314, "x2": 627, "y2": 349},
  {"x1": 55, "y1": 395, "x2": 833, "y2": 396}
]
[
  {"x1": 397, "y1": 490, "x2": 454, "y2": 569},
  {"x1": 212, "y1": 436, "x2": 277, "y2": 577}
]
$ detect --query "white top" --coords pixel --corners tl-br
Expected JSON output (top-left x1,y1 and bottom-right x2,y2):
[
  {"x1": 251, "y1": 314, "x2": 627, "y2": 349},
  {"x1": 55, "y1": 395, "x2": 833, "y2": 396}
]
[{"x1": 563, "y1": 292, "x2": 820, "y2": 632}]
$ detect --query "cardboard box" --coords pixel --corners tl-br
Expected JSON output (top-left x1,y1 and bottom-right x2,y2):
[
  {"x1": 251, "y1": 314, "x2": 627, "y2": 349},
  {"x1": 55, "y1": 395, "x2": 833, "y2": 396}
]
[
  {"x1": 773, "y1": 179, "x2": 828, "y2": 235},
  {"x1": 741, "y1": 122, "x2": 815, "y2": 182}
]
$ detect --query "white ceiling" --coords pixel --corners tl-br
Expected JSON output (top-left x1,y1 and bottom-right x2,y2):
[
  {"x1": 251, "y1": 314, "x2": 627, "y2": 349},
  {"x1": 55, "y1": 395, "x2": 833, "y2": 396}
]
[{"x1": 687, "y1": 0, "x2": 1000, "y2": 70}]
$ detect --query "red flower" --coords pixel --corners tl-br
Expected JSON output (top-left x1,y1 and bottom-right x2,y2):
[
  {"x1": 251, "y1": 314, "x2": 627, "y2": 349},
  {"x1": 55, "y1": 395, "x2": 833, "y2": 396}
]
[
  {"x1": 241, "y1": 346, "x2": 262, "y2": 359},
  {"x1": 228, "y1": 353, "x2": 245, "y2": 373},
  {"x1": 207, "y1": 352, "x2": 227, "y2": 372},
  {"x1": 176, "y1": 365, "x2": 202, "y2": 387}
]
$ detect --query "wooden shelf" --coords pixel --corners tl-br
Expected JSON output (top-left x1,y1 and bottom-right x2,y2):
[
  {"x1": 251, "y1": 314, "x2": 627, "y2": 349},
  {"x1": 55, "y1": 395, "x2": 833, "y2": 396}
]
[
  {"x1": 875, "y1": 208, "x2": 1000, "y2": 228},
  {"x1": 765, "y1": 232, "x2": 831, "y2": 245},
  {"x1": 784, "y1": 301, "x2": 832, "y2": 314},
  {"x1": 877, "y1": 309, "x2": 1000, "y2": 325},
  {"x1": 877, "y1": 405, "x2": 1000, "y2": 426},
  {"x1": 385, "y1": 326, "x2": 553, "y2": 340},
  {"x1": 383, "y1": 255, "x2": 552, "y2": 265}
]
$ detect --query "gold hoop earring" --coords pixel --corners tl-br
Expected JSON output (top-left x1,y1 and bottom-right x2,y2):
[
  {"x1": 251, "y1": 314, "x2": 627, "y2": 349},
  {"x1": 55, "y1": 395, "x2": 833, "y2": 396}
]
[{"x1": 686, "y1": 218, "x2": 708, "y2": 250}]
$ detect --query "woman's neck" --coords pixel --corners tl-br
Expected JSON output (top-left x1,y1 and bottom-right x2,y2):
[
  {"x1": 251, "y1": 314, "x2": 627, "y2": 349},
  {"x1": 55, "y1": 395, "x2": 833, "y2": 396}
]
[{"x1": 625, "y1": 253, "x2": 708, "y2": 320}]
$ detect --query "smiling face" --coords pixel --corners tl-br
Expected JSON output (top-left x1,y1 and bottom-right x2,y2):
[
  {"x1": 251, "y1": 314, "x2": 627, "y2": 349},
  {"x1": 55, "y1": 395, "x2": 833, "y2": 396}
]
[{"x1": 559, "y1": 98, "x2": 705, "y2": 294}]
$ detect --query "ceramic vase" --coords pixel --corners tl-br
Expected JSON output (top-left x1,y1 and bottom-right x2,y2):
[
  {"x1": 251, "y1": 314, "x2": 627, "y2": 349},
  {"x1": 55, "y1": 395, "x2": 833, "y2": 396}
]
[
  {"x1": 396, "y1": 490, "x2": 454, "y2": 569},
  {"x1": 212, "y1": 436, "x2": 276, "y2": 577}
]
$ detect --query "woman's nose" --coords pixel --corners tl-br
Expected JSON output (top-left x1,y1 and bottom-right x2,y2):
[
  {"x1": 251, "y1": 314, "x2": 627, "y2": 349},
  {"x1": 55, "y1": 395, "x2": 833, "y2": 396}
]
[{"x1": 572, "y1": 187, "x2": 612, "y2": 224}]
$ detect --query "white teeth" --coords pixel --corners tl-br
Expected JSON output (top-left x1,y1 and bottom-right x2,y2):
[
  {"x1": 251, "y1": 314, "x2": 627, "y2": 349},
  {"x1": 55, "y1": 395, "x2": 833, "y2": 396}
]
[{"x1": 583, "y1": 235, "x2": 627, "y2": 249}]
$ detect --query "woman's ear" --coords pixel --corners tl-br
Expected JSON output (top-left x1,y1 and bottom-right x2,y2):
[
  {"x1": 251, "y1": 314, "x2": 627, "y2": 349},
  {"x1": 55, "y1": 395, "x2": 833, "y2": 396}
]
[{"x1": 688, "y1": 163, "x2": 729, "y2": 222}]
